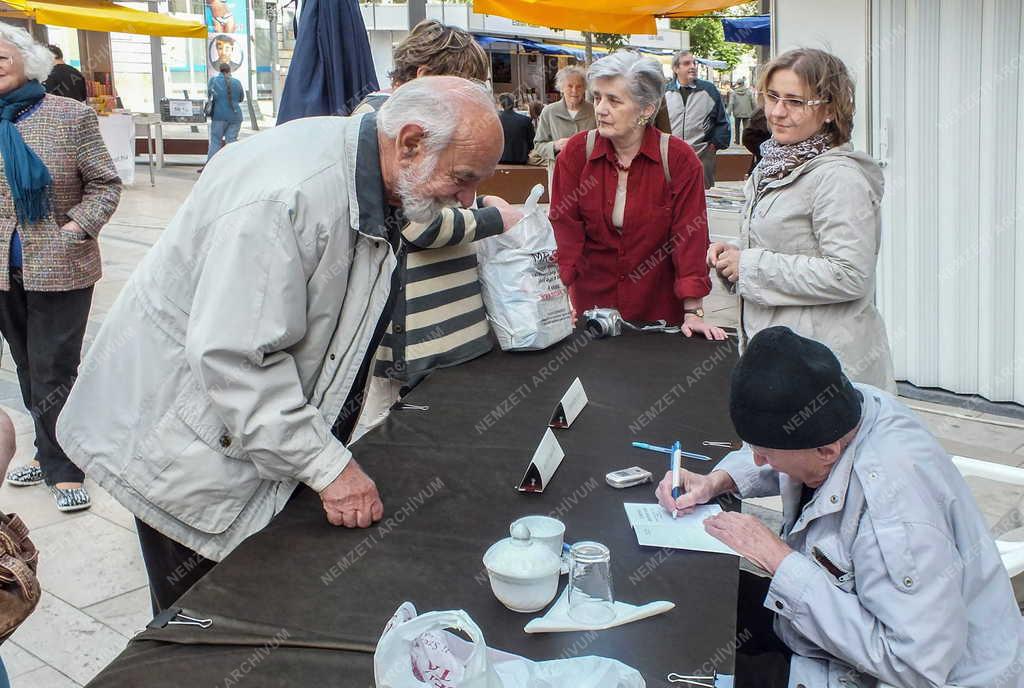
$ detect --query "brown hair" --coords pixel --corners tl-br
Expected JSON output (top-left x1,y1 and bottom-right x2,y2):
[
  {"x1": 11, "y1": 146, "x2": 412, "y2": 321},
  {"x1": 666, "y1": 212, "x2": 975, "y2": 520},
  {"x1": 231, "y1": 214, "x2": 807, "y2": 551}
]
[
  {"x1": 389, "y1": 20, "x2": 490, "y2": 87},
  {"x1": 756, "y1": 48, "x2": 855, "y2": 145}
]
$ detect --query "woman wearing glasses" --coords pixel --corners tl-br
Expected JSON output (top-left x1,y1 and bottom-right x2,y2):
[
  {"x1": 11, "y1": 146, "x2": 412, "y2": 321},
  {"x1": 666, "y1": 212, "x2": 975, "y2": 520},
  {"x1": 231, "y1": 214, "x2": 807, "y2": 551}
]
[{"x1": 708, "y1": 48, "x2": 895, "y2": 390}]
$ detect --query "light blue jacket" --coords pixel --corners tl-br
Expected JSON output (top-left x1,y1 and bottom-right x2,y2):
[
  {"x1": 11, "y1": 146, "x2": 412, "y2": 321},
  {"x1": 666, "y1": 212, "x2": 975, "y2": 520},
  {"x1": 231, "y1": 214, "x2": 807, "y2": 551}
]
[{"x1": 716, "y1": 385, "x2": 1024, "y2": 688}]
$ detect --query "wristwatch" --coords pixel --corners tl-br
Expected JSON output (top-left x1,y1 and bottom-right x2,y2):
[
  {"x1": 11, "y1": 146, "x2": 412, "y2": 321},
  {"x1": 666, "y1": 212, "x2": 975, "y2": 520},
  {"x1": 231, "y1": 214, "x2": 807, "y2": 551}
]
[{"x1": 683, "y1": 308, "x2": 704, "y2": 318}]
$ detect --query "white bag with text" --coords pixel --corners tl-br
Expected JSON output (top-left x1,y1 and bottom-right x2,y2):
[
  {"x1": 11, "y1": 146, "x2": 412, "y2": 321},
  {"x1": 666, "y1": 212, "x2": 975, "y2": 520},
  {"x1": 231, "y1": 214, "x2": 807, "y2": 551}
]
[
  {"x1": 374, "y1": 602, "x2": 645, "y2": 688},
  {"x1": 475, "y1": 185, "x2": 573, "y2": 351}
]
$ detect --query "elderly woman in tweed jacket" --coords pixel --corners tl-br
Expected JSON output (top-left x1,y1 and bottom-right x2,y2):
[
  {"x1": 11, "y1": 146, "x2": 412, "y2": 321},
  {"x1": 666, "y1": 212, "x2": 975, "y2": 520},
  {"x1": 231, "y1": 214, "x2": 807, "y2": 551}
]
[{"x1": 0, "y1": 26, "x2": 121, "y2": 512}]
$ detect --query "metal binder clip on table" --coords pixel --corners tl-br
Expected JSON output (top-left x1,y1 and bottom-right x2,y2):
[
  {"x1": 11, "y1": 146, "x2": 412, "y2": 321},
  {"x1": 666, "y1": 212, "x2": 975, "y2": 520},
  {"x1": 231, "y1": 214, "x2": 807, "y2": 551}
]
[{"x1": 667, "y1": 672, "x2": 733, "y2": 688}]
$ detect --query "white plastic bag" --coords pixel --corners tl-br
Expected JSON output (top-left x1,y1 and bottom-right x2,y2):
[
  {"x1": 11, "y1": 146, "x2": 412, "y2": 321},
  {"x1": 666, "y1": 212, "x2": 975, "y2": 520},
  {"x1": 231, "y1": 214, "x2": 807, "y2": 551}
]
[
  {"x1": 475, "y1": 185, "x2": 573, "y2": 351},
  {"x1": 374, "y1": 603, "x2": 646, "y2": 688}
]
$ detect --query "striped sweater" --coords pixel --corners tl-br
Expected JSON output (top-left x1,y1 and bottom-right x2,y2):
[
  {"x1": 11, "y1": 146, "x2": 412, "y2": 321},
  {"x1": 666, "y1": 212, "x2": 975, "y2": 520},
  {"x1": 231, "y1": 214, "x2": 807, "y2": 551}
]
[{"x1": 353, "y1": 93, "x2": 503, "y2": 384}]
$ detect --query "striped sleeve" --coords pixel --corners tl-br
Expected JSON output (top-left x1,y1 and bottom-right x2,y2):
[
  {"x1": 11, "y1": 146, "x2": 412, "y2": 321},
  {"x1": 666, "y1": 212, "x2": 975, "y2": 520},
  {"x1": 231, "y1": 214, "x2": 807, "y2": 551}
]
[{"x1": 402, "y1": 206, "x2": 503, "y2": 249}]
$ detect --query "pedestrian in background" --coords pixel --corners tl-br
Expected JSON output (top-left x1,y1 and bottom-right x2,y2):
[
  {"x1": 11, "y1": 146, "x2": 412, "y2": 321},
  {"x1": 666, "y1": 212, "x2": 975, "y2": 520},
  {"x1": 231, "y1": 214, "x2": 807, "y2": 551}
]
[
  {"x1": 530, "y1": 65, "x2": 596, "y2": 177},
  {"x1": 205, "y1": 63, "x2": 244, "y2": 164},
  {"x1": 0, "y1": 25, "x2": 121, "y2": 512},
  {"x1": 708, "y1": 48, "x2": 895, "y2": 391},
  {"x1": 497, "y1": 93, "x2": 534, "y2": 164},
  {"x1": 664, "y1": 50, "x2": 731, "y2": 189},
  {"x1": 42, "y1": 45, "x2": 86, "y2": 102},
  {"x1": 741, "y1": 107, "x2": 770, "y2": 175},
  {"x1": 728, "y1": 77, "x2": 756, "y2": 144}
]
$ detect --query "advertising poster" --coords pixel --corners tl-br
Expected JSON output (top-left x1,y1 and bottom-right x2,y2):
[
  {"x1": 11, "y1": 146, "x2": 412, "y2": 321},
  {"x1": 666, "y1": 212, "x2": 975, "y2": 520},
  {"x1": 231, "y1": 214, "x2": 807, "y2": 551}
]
[{"x1": 204, "y1": 0, "x2": 249, "y2": 78}]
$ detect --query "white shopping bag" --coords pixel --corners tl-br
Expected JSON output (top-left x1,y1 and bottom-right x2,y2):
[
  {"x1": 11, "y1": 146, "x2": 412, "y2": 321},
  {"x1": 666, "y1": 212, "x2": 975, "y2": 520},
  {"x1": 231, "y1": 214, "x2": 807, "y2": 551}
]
[
  {"x1": 475, "y1": 185, "x2": 573, "y2": 351},
  {"x1": 374, "y1": 603, "x2": 646, "y2": 688}
]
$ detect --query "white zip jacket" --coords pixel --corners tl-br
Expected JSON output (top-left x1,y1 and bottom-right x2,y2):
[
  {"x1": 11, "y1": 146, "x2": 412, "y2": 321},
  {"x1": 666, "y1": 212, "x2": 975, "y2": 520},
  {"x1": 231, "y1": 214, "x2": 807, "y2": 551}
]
[
  {"x1": 56, "y1": 113, "x2": 398, "y2": 561},
  {"x1": 735, "y1": 145, "x2": 896, "y2": 392}
]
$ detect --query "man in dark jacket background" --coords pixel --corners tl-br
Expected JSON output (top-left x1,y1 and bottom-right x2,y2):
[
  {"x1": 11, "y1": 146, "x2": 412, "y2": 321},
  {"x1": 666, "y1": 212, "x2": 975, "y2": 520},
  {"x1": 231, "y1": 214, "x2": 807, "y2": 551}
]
[
  {"x1": 43, "y1": 45, "x2": 87, "y2": 102},
  {"x1": 497, "y1": 93, "x2": 534, "y2": 165},
  {"x1": 664, "y1": 50, "x2": 730, "y2": 189}
]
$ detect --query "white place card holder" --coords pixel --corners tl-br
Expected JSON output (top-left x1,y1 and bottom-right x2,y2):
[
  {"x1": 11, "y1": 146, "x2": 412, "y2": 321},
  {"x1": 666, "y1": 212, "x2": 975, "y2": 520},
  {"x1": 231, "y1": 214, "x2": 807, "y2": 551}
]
[
  {"x1": 549, "y1": 377, "x2": 588, "y2": 429},
  {"x1": 516, "y1": 428, "x2": 566, "y2": 493}
]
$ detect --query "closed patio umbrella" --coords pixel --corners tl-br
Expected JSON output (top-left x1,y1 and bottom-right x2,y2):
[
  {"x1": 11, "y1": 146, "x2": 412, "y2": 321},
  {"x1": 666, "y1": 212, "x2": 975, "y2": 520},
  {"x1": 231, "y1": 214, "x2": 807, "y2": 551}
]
[{"x1": 277, "y1": 0, "x2": 378, "y2": 124}]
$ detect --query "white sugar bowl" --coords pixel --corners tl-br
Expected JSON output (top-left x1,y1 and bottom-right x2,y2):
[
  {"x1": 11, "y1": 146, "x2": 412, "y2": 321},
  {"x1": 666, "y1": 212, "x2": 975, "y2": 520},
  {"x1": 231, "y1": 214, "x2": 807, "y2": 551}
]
[{"x1": 482, "y1": 522, "x2": 561, "y2": 613}]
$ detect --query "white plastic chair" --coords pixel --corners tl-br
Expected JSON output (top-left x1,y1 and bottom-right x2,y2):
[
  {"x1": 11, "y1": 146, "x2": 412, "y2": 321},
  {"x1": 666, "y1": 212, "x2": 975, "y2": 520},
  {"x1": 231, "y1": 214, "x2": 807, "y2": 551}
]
[{"x1": 952, "y1": 454, "x2": 1024, "y2": 578}]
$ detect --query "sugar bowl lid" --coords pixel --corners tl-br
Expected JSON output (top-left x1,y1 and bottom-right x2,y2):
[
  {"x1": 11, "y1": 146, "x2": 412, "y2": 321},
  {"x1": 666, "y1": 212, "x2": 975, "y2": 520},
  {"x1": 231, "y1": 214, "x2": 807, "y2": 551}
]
[{"x1": 482, "y1": 522, "x2": 561, "y2": 580}]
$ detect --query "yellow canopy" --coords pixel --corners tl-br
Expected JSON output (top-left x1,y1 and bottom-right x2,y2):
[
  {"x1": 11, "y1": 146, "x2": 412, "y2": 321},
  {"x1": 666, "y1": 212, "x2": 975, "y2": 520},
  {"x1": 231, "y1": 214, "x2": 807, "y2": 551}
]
[
  {"x1": 0, "y1": 0, "x2": 207, "y2": 38},
  {"x1": 474, "y1": 0, "x2": 750, "y2": 35}
]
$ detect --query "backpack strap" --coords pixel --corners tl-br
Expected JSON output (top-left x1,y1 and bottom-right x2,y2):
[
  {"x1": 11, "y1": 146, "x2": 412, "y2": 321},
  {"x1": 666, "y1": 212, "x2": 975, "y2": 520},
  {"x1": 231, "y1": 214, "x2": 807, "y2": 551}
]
[
  {"x1": 586, "y1": 129, "x2": 597, "y2": 158},
  {"x1": 659, "y1": 132, "x2": 671, "y2": 184}
]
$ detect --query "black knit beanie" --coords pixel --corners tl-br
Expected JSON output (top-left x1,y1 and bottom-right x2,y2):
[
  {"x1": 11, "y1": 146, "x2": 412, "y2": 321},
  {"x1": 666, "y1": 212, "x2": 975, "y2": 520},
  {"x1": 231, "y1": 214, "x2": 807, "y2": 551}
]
[{"x1": 730, "y1": 327, "x2": 862, "y2": 450}]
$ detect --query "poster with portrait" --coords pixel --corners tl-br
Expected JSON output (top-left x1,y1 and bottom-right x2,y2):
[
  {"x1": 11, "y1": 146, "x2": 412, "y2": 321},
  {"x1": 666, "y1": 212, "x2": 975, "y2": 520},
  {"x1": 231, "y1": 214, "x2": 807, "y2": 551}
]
[{"x1": 204, "y1": 0, "x2": 248, "y2": 78}]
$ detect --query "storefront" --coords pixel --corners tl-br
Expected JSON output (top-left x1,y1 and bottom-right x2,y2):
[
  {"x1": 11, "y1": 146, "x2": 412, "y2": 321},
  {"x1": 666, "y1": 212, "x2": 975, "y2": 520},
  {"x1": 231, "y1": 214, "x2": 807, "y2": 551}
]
[{"x1": 0, "y1": 0, "x2": 205, "y2": 182}]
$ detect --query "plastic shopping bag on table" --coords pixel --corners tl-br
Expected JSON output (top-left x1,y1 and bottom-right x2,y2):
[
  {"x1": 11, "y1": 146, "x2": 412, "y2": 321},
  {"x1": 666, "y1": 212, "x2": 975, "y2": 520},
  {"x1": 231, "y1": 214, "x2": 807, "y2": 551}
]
[
  {"x1": 374, "y1": 602, "x2": 645, "y2": 688},
  {"x1": 475, "y1": 185, "x2": 573, "y2": 351}
]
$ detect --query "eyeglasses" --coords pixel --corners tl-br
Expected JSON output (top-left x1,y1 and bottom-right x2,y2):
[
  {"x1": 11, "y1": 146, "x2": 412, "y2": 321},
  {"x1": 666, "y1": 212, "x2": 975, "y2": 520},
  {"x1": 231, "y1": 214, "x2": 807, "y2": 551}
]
[
  {"x1": 763, "y1": 92, "x2": 829, "y2": 112},
  {"x1": 0, "y1": 56, "x2": 13, "y2": 67}
]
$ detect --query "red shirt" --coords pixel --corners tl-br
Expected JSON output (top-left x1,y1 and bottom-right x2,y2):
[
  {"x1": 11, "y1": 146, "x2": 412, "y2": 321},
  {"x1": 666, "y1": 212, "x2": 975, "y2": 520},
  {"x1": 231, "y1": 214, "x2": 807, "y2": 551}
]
[{"x1": 549, "y1": 126, "x2": 711, "y2": 325}]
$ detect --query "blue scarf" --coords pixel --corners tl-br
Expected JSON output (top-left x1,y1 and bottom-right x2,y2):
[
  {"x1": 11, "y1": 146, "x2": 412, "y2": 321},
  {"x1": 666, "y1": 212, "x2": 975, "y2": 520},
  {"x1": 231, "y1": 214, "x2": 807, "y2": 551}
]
[{"x1": 0, "y1": 80, "x2": 51, "y2": 225}]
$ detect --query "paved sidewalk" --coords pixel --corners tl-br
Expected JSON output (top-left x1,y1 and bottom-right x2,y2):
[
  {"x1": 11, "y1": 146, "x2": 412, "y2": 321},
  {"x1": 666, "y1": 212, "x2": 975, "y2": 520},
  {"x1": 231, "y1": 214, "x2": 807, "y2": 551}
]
[{"x1": 1, "y1": 167, "x2": 1022, "y2": 686}]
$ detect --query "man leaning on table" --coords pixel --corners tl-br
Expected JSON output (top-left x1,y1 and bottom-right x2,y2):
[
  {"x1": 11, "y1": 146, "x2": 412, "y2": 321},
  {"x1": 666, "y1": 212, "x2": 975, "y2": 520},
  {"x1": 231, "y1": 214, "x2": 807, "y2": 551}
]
[
  {"x1": 55, "y1": 76, "x2": 505, "y2": 613},
  {"x1": 657, "y1": 327, "x2": 1024, "y2": 688}
]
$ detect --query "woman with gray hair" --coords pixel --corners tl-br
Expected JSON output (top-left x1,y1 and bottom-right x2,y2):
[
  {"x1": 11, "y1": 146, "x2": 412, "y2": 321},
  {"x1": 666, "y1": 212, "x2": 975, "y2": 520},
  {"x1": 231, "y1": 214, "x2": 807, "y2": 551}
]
[
  {"x1": 530, "y1": 64, "x2": 595, "y2": 171},
  {"x1": 550, "y1": 51, "x2": 723, "y2": 338},
  {"x1": 0, "y1": 25, "x2": 121, "y2": 512}
]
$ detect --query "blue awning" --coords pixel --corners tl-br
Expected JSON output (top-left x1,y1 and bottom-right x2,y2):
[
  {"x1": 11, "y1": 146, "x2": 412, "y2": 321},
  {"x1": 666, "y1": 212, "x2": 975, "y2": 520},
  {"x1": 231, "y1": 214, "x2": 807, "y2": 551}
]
[
  {"x1": 695, "y1": 56, "x2": 729, "y2": 70},
  {"x1": 722, "y1": 15, "x2": 770, "y2": 46},
  {"x1": 474, "y1": 34, "x2": 593, "y2": 60}
]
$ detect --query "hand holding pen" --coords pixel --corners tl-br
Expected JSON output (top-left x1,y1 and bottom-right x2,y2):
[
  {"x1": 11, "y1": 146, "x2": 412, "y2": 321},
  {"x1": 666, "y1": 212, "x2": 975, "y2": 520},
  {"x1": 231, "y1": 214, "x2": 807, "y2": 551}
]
[
  {"x1": 655, "y1": 467, "x2": 736, "y2": 517},
  {"x1": 670, "y1": 441, "x2": 683, "y2": 519}
]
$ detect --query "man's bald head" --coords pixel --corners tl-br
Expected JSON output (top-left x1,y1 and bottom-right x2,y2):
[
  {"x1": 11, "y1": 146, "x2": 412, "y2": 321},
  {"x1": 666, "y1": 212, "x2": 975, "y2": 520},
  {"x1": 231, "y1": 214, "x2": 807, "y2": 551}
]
[{"x1": 378, "y1": 76, "x2": 502, "y2": 222}]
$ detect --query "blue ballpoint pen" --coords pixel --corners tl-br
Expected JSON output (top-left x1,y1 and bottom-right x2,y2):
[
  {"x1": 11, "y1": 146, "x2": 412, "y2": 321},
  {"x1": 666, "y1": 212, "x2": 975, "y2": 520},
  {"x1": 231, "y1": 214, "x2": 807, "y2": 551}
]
[
  {"x1": 632, "y1": 441, "x2": 713, "y2": 462},
  {"x1": 670, "y1": 441, "x2": 683, "y2": 519}
]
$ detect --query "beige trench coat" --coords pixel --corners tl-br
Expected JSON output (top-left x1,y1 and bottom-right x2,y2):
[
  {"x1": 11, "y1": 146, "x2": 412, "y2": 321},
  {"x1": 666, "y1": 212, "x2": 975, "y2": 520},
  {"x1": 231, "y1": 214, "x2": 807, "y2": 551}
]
[
  {"x1": 734, "y1": 145, "x2": 896, "y2": 391},
  {"x1": 529, "y1": 98, "x2": 596, "y2": 171}
]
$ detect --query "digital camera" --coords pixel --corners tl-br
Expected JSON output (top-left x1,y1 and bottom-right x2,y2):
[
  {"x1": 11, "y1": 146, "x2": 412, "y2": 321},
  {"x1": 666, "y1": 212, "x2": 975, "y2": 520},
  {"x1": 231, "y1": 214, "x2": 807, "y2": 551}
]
[{"x1": 583, "y1": 308, "x2": 624, "y2": 338}]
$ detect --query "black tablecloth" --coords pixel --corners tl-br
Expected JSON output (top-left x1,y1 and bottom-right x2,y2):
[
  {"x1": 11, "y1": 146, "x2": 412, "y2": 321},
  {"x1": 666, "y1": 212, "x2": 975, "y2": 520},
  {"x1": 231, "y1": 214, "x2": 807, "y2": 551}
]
[{"x1": 88, "y1": 330, "x2": 743, "y2": 687}]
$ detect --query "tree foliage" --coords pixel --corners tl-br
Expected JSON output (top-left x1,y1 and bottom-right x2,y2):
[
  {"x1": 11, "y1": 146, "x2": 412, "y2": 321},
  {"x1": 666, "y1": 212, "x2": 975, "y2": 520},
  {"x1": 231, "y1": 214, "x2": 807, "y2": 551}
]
[
  {"x1": 593, "y1": 33, "x2": 628, "y2": 52},
  {"x1": 670, "y1": 1, "x2": 759, "y2": 70}
]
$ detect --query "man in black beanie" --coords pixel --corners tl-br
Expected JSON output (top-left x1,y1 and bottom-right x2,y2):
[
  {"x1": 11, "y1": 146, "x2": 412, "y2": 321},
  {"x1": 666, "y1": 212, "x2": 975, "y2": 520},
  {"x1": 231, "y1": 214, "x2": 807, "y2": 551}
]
[{"x1": 656, "y1": 327, "x2": 1023, "y2": 688}]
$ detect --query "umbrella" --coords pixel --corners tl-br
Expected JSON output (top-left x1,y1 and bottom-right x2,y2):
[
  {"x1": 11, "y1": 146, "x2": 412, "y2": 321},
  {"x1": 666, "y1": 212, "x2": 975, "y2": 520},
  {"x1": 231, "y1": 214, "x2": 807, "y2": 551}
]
[
  {"x1": 277, "y1": 0, "x2": 378, "y2": 124},
  {"x1": 473, "y1": 0, "x2": 752, "y2": 35}
]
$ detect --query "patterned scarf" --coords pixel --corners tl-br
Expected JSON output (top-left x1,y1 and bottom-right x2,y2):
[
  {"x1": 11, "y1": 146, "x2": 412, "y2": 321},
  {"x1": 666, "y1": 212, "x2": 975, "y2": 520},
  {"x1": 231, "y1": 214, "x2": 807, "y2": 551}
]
[
  {"x1": 756, "y1": 132, "x2": 832, "y2": 196},
  {"x1": 0, "y1": 80, "x2": 51, "y2": 225}
]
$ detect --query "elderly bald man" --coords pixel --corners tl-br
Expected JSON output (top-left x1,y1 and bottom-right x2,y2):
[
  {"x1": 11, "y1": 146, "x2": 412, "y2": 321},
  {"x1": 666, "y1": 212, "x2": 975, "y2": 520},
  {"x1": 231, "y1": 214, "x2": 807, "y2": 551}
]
[{"x1": 57, "y1": 76, "x2": 505, "y2": 612}]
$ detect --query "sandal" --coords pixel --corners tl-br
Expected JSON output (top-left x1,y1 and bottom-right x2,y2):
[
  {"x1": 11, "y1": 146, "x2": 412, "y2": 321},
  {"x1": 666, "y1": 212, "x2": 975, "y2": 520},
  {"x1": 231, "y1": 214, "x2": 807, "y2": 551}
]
[
  {"x1": 6, "y1": 464, "x2": 44, "y2": 487},
  {"x1": 51, "y1": 485, "x2": 91, "y2": 513}
]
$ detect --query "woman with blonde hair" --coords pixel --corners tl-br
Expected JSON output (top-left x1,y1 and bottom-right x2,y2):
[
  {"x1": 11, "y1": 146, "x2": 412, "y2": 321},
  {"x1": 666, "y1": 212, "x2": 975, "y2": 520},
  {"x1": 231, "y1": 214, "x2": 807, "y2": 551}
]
[{"x1": 708, "y1": 48, "x2": 895, "y2": 390}]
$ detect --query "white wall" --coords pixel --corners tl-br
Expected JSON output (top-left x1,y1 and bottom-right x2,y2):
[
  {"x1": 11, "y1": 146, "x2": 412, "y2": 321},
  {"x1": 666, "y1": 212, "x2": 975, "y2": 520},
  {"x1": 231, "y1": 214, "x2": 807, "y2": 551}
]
[
  {"x1": 773, "y1": 0, "x2": 870, "y2": 151},
  {"x1": 873, "y1": 0, "x2": 1024, "y2": 403},
  {"x1": 367, "y1": 31, "x2": 407, "y2": 90}
]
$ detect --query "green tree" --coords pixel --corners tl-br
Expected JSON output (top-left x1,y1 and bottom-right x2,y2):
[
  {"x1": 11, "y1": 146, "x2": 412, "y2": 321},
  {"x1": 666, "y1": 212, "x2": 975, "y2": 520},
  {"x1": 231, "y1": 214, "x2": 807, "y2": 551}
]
[
  {"x1": 670, "y1": 2, "x2": 759, "y2": 70},
  {"x1": 593, "y1": 33, "x2": 627, "y2": 52}
]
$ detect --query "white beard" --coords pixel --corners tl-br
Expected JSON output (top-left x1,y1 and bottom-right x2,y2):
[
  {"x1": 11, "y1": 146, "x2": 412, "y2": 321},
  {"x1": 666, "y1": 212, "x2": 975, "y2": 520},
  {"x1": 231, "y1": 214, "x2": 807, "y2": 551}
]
[{"x1": 396, "y1": 154, "x2": 455, "y2": 223}]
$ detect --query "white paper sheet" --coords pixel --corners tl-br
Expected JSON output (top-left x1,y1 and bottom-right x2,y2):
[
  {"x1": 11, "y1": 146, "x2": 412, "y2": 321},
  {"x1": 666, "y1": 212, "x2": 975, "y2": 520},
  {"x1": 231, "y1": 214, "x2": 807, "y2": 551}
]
[{"x1": 623, "y1": 503, "x2": 739, "y2": 556}]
